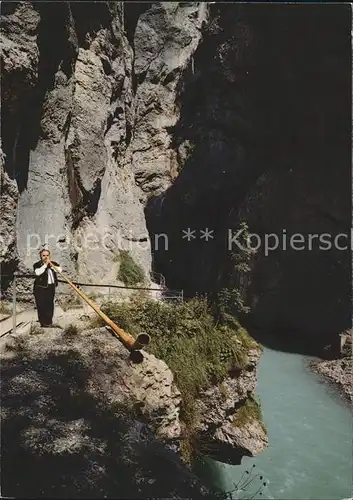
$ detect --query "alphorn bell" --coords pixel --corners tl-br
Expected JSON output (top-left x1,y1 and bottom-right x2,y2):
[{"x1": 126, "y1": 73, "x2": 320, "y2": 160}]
[{"x1": 49, "y1": 263, "x2": 150, "y2": 351}]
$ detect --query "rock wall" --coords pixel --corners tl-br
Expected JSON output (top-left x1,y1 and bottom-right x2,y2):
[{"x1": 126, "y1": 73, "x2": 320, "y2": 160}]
[
  {"x1": 1, "y1": 2, "x2": 41, "y2": 287},
  {"x1": 0, "y1": 149, "x2": 18, "y2": 278},
  {"x1": 195, "y1": 347, "x2": 267, "y2": 463},
  {"x1": 1, "y1": 2, "x2": 207, "y2": 287},
  {"x1": 145, "y1": 3, "x2": 352, "y2": 353}
]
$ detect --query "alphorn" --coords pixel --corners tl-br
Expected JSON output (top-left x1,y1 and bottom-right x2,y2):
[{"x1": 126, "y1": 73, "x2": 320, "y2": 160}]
[{"x1": 50, "y1": 263, "x2": 150, "y2": 351}]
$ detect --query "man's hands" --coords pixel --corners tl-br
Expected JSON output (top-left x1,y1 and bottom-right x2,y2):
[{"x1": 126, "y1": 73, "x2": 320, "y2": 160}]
[
  {"x1": 41, "y1": 254, "x2": 60, "y2": 272},
  {"x1": 47, "y1": 260, "x2": 56, "y2": 270},
  {"x1": 43, "y1": 256, "x2": 52, "y2": 267}
]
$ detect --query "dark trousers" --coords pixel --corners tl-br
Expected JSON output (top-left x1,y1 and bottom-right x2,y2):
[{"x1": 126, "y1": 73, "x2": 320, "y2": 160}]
[{"x1": 34, "y1": 285, "x2": 55, "y2": 326}]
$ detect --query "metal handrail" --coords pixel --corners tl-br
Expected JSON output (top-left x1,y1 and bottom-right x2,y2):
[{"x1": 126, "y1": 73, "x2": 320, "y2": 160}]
[
  {"x1": 149, "y1": 270, "x2": 166, "y2": 288},
  {"x1": 2, "y1": 273, "x2": 170, "y2": 292},
  {"x1": 2, "y1": 272, "x2": 184, "y2": 303}
]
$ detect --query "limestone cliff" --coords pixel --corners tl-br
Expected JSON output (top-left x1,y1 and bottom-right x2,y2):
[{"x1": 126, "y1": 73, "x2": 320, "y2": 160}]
[{"x1": 1, "y1": 2, "x2": 207, "y2": 288}]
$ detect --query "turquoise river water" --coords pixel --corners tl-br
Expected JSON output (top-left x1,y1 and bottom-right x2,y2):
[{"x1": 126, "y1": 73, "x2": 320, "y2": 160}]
[{"x1": 200, "y1": 347, "x2": 352, "y2": 499}]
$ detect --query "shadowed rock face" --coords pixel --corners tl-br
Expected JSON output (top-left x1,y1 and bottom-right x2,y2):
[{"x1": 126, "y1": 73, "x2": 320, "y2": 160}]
[
  {"x1": 1, "y1": 325, "x2": 266, "y2": 497},
  {"x1": 145, "y1": 3, "x2": 351, "y2": 354},
  {"x1": 0, "y1": 327, "x2": 212, "y2": 498}
]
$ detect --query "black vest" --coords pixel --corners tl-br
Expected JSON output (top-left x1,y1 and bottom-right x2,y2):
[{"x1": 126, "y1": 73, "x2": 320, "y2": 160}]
[{"x1": 33, "y1": 260, "x2": 59, "y2": 288}]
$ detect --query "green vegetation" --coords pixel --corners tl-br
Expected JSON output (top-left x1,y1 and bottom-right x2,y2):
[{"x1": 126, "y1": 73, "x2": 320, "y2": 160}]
[
  {"x1": 5, "y1": 335, "x2": 27, "y2": 352},
  {"x1": 129, "y1": 289, "x2": 150, "y2": 301},
  {"x1": 116, "y1": 250, "x2": 145, "y2": 286},
  {"x1": 0, "y1": 301, "x2": 12, "y2": 315},
  {"x1": 232, "y1": 396, "x2": 265, "y2": 431},
  {"x1": 101, "y1": 297, "x2": 260, "y2": 446},
  {"x1": 214, "y1": 287, "x2": 251, "y2": 318},
  {"x1": 212, "y1": 221, "x2": 257, "y2": 317},
  {"x1": 63, "y1": 324, "x2": 79, "y2": 338},
  {"x1": 30, "y1": 324, "x2": 43, "y2": 335},
  {"x1": 219, "y1": 382, "x2": 229, "y2": 399},
  {"x1": 88, "y1": 314, "x2": 104, "y2": 329},
  {"x1": 231, "y1": 221, "x2": 257, "y2": 271},
  {"x1": 59, "y1": 295, "x2": 82, "y2": 311}
]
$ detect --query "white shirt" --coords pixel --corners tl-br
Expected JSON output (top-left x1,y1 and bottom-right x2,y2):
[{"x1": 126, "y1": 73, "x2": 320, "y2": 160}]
[
  {"x1": 47, "y1": 268, "x2": 55, "y2": 284},
  {"x1": 34, "y1": 263, "x2": 62, "y2": 284}
]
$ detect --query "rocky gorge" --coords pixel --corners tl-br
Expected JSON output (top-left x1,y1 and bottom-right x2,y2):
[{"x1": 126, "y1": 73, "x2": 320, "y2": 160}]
[
  {"x1": 0, "y1": 1, "x2": 351, "y2": 498},
  {"x1": 1, "y1": 1, "x2": 350, "y2": 352}
]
